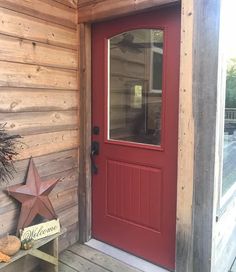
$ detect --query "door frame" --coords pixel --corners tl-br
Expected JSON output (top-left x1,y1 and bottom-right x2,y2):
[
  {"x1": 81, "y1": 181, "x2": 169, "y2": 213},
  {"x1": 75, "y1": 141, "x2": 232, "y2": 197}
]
[{"x1": 78, "y1": 1, "x2": 195, "y2": 271}]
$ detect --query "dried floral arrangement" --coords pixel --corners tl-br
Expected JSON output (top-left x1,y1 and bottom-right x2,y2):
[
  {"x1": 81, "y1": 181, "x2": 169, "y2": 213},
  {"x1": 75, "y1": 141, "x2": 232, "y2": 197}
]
[{"x1": 0, "y1": 124, "x2": 21, "y2": 183}]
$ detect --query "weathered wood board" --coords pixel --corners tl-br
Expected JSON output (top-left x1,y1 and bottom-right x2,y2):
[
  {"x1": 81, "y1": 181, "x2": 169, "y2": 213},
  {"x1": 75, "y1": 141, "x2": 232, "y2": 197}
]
[
  {"x1": 0, "y1": 61, "x2": 78, "y2": 90},
  {"x1": 15, "y1": 130, "x2": 79, "y2": 160},
  {"x1": 0, "y1": 111, "x2": 78, "y2": 135},
  {"x1": 77, "y1": 0, "x2": 180, "y2": 22},
  {"x1": 55, "y1": 0, "x2": 78, "y2": 9},
  {"x1": 0, "y1": 7, "x2": 77, "y2": 49},
  {"x1": 0, "y1": 2, "x2": 79, "y2": 270},
  {"x1": 0, "y1": 0, "x2": 76, "y2": 28},
  {"x1": 0, "y1": 88, "x2": 78, "y2": 112},
  {"x1": 0, "y1": 34, "x2": 77, "y2": 69}
]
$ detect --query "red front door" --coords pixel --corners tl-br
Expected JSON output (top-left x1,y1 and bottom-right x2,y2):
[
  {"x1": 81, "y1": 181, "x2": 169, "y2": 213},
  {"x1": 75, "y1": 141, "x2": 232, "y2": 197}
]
[{"x1": 92, "y1": 6, "x2": 180, "y2": 270}]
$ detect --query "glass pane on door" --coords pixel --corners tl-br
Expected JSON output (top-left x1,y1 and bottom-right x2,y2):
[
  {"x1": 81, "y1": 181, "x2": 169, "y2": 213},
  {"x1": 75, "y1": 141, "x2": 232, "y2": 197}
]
[
  {"x1": 108, "y1": 29, "x2": 164, "y2": 146},
  {"x1": 222, "y1": 1, "x2": 236, "y2": 196}
]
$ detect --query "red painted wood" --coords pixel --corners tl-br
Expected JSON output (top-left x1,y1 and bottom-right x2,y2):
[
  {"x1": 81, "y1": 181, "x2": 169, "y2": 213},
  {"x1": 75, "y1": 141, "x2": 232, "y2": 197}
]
[{"x1": 92, "y1": 6, "x2": 180, "y2": 270}]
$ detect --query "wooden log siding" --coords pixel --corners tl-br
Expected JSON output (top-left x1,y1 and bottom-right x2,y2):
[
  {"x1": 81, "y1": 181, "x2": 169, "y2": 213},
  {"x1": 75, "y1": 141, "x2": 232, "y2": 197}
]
[
  {"x1": 0, "y1": 34, "x2": 77, "y2": 69},
  {"x1": 0, "y1": 0, "x2": 77, "y2": 29},
  {"x1": 0, "y1": 89, "x2": 78, "y2": 112},
  {"x1": 0, "y1": 7, "x2": 77, "y2": 49},
  {"x1": 0, "y1": 0, "x2": 79, "y2": 257}
]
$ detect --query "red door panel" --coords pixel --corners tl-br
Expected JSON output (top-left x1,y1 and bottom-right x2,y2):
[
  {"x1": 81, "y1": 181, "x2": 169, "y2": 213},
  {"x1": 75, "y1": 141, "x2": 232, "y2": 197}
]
[{"x1": 92, "y1": 6, "x2": 180, "y2": 270}]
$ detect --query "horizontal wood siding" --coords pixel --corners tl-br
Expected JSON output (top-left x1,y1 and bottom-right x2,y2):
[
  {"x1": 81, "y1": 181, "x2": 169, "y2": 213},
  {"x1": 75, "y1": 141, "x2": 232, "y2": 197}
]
[
  {"x1": 0, "y1": 7, "x2": 77, "y2": 49},
  {"x1": 0, "y1": 88, "x2": 78, "y2": 112},
  {"x1": 0, "y1": 0, "x2": 77, "y2": 28},
  {"x1": 0, "y1": 34, "x2": 77, "y2": 69},
  {"x1": 0, "y1": 61, "x2": 77, "y2": 89},
  {"x1": 0, "y1": 0, "x2": 79, "y2": 256}
]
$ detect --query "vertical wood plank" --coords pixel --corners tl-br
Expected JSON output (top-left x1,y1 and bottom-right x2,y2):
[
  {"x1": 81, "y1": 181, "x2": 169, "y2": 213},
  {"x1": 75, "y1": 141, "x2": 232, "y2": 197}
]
[
  {"x1": 192, "y1": 0, "x2": 221, "y2": 271},
  {"x1": 176, "y1": 0, "x2": 194, "y2": 271},
  {"x1": 40, "y1": 238, "x2": 59, "y2": 272},
  {"x1": 79, "y1": 23, "x2": 92, "y2": 243}
]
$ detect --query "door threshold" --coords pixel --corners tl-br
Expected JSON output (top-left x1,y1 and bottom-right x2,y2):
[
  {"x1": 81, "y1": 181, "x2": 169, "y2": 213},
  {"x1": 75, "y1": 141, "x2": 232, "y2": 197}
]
[{"x1": 85, "y1": 239, "x2": 170, "y2": 272}]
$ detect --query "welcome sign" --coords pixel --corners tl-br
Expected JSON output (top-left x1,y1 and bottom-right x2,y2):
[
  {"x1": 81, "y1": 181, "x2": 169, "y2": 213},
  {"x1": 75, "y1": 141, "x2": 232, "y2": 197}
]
[{"x1": 20, "y1": 219, "x2": 60, "y2": 241}]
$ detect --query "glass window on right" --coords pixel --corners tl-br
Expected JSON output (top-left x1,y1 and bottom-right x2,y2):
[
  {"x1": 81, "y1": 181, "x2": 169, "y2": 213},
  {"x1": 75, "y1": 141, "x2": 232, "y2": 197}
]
[{"x1": 221, "y1": 0, "x2": 236, "y2": 199}]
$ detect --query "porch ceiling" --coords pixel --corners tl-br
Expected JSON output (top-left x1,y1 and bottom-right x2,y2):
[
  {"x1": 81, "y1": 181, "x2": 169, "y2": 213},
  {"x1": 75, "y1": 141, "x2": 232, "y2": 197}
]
[{"x1": 77, "y1": 0, "x2": 180, "y2": 23}]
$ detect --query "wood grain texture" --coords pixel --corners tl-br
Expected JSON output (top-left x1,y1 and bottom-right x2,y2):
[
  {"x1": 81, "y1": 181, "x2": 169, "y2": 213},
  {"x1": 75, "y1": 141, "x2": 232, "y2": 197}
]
[
  {"x1": 0, "y1": 88, "x2": 78, "y2": 112},
  {"x1": 78, "y1": 0, "x2": 105, "y2": 8},
  {"x1": 0, "y1": 186, "x2": 78, "y2": 234},
  {"x1": 78, "y1": 0, "x2": 180, "y2": 23},
  {"x1": 50, "y1": 168, "x2": 79, "y2": 194},
  {"x1": 0, "y1": 34, "x2": 77, "y2": 69},
  {"x1": 16, "y1": 130, "x2": 79, "y2": 160},
  {"x1": 59, "y1": 262, "x2": 77, "y2": 272},
  {"x1": 1, "y1": 111, "x2": 78, "y2": 135},
  {"x1": 39, "y1": 236, "x2": 59, "y2": 272},
  {"x1": 0, "y1": 0, "x2": 76, "y2": 28},
  {"x1": 50, "y1": 187, "x2": 78, "y2": 212},
  {"x1": 0, "y1": 168, "x2": 78, "y2": 230},
  {"x1": 55, "y1": 0, "x2": 78, "y2": 9},
  {"x1": 192, "y1": 0, "x2": 221, "y2": 271},
  {"x1": 0, "y1": 168, "x2": 78, "y2": 215},
  {"x1": 69, "y1": 244, "x2": 142, "y2": 272},
  {"x1": 0, "y1": 0, "x2": 80, "y2": 261},
  {"x1": 176, "y1": 1, "x2": 194, "y2": 272},
  {"x1": 59, "y1": 223, "x2": 79, "y2": 253},
  {"x1": 0, "y1": 202, "x2": 79, "y2": 238},
  {"x1": 0, "y1": 208, "x2": 19, "y2": 235},
  {"x1": 0, "y1": 255, "x2": 39, "y2": 272},
  {"x1": 0, "y1": 61, "x2": 77, "y2": 90},
  {"x1": 1, "y1": 149, "x2": 77, "y2": 187},
  {"x1": 0, "y1": 171, "x2": 78, "y2": 237},
  {"x1": 0, "y1": 7, "x2": 77, "y2": 49},
  {"x1": 79, "y1": 23, "x2": 92, "y2": 243},
  {"x1": 60, "y1": 251, "x2": 106, "y2": 272},
  {"x1": 58, "y1": 205, "x2": 78, "y2": 229}
]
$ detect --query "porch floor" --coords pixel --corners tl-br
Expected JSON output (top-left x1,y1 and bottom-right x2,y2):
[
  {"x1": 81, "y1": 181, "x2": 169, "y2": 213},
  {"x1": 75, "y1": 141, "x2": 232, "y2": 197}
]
[
  {"x1": 59, "y1": 243, "x2": 236, "y2": 272},
  {"x1": 59, "y1": 243, "x2": 152, "y2": 272}
]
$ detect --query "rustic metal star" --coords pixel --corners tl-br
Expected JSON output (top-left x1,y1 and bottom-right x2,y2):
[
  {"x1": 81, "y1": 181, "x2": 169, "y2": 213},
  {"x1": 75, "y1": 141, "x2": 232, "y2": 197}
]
[{"x1": 8, "y1": 157, "x2": 58, "y2": 234}]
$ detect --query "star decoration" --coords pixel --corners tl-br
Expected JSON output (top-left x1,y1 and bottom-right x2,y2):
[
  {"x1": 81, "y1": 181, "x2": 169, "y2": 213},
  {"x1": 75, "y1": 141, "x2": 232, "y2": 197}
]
[{"x1": 8, "y1": 157, "x2": 58, "y2": 234}]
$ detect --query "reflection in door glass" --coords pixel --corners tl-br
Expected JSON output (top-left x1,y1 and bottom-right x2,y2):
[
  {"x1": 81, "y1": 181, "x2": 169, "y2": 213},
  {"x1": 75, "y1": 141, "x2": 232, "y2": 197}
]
[
  {"x1": 222, "y1": 0, "x2": 236, "y2": 196},
  {"x1": 108, "y1": 29, "x2": 163, "y2": 146}
]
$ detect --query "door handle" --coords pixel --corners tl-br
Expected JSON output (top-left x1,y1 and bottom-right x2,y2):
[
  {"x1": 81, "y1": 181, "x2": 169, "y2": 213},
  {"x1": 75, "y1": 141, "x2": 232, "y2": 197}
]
[
  {"x1": 91, "y1": 141, "x2": 99, "y2": 174},
  {"x1": 91, "y1": 141, "x2": 99, "y2": 155}
]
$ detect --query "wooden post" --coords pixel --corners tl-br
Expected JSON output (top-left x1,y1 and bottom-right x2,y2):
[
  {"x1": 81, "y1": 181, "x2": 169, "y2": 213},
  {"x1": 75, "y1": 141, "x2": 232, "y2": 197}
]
[
  {"x1": 192, "y1": 1, "x2": 220, "y2": 271},
  {"x1": 79, "y1": 23, "x2": 92, "y2": 243},
  {"x1": 176, "y1": 0, "x2": 194, "y2": 271},
  {"x1": 38, "y1": 238, "x2": 59, "y2": 272}
]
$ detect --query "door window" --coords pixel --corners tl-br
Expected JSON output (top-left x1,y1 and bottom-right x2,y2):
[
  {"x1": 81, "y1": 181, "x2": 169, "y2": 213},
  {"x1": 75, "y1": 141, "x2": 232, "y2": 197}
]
[
  {"x1": 221, "y1": 1, "x2": 236, "y2": 197},
  {"x1": 108, "y1": 29, "x2": 164, "y2": 146}
]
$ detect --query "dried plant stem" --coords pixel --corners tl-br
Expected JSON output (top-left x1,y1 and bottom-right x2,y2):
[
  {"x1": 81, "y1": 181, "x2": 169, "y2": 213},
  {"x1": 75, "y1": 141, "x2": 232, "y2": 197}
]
[{"x1": 0, "y1": 124, "x2": 21, "y2": 183}]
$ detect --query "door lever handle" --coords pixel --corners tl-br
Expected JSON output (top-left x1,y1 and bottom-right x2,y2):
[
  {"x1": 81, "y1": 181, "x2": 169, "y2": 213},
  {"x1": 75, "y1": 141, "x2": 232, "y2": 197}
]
[
  {"x1": 91, "y1": 141, "x2": 99, "y2": 174},
  {"x1": 91, "y1": 141, "x2": 99, "y2": 155}
]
